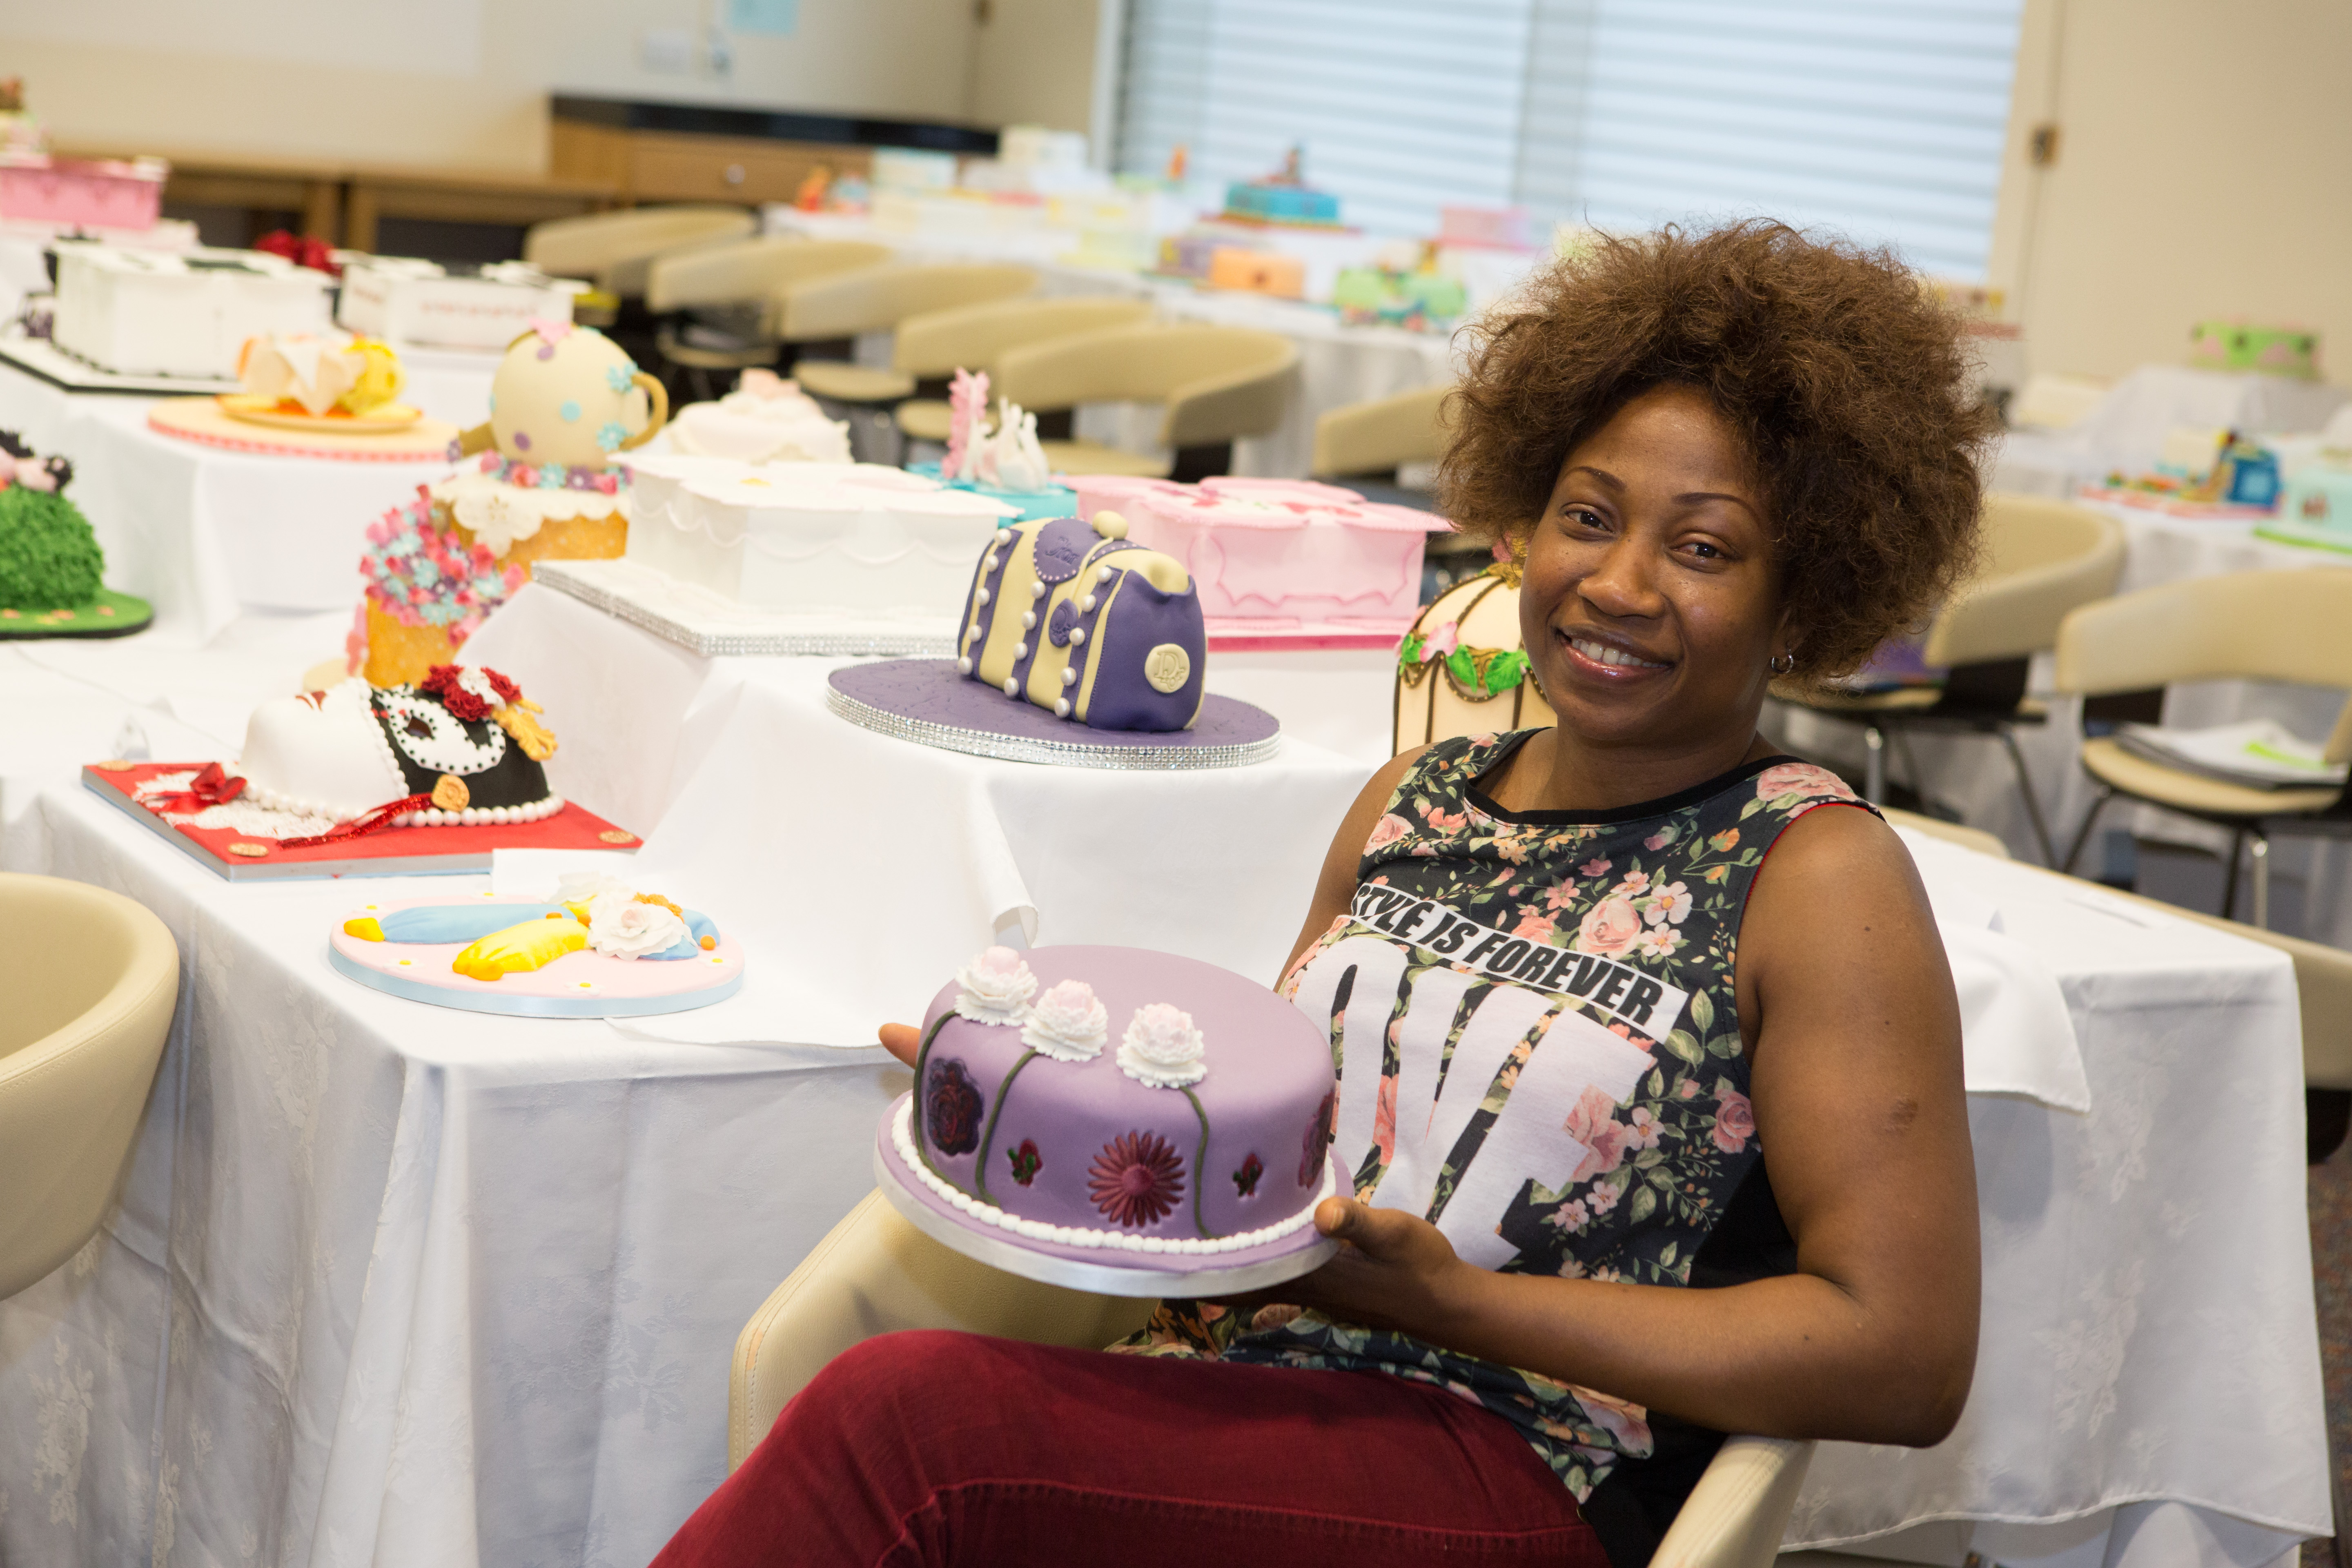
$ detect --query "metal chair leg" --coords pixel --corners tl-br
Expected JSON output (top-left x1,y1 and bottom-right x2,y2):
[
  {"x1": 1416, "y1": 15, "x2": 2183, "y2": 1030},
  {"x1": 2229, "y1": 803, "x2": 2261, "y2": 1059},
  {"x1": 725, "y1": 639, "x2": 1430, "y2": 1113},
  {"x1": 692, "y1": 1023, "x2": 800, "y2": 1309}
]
[
  {"x1": 1864, "y1": 725, "x2": 1886, "y2": 802},
  {"x1": 2060, "y1": 786, "x2": 2115, "y2": 876},
  {"x1": 1999, "y1": 726, "x2": 2058, "y2": 866},
  {"x1": 2250, "y1": 831, "x2": 2271, "y2": 930},
  {"x1": 2221, "y1": 828, "x2": 2246, "y2": 922}
]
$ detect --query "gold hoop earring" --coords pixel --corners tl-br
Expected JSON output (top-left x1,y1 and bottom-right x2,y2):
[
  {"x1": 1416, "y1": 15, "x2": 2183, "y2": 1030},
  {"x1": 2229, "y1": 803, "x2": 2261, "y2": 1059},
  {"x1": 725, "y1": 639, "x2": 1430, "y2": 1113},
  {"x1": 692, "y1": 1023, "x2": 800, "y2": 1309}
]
[{"x1": 1767, "y1": 652, "x2": 1795, "y2": 675}]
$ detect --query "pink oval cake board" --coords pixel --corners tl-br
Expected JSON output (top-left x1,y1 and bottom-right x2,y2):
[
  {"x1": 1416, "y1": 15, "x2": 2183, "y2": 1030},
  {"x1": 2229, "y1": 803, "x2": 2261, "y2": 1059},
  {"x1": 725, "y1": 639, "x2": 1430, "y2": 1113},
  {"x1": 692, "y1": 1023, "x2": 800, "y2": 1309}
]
[
  {"x1": 874, "y1": 1097, "x2": 1343, "y2": 1297},
  {"x1": 327, "y1": 894, "x2": 744, "y2": 1017},
  {"x1": 148, "y1": 398, "x2": 462, "y2": 463}
]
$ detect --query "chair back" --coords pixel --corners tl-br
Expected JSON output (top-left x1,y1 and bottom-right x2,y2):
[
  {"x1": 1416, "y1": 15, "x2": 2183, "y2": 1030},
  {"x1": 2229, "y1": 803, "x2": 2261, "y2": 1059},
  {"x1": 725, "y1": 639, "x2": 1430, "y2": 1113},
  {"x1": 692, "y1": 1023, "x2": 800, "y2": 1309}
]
[
  {"x1": 1922, "y1": 495, "x2": 2125, "y2": 667},
  {"x1": 522, "y1": 205, "x2": 756, "y2": 294},
  {"x1": 1312, "y1": 383, "x2": 1452, "y2": 477},
  {"x1": 0, "y1": 874, "x2": 179, "y2": 1300},
  {"x1": 729, "y1": 1190, "x2": 1152, "y2": 1469},
  {"x1": 892, "y1": 295, "x2": 1154, "y2": 378},
  {"x1": 646, "y1": 237, "x2": 891, "y2": 316},
  {"x1": 996, "y1": 324, "x2": 1300, "y2": 446},
  {"x1": 2054, "y1": 568, "x2": 2352, "y2": 762},
  {"x1": 775, "y1": 263, "x2": 1039, "y2": 343}
]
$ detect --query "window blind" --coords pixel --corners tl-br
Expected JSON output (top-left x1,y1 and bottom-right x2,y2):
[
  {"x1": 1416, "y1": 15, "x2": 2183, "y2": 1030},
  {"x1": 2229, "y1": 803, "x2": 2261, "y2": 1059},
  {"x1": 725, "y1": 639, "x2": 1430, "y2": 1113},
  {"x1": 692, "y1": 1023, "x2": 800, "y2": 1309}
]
[
  {"x1": 1117, "y1": 0, "x2": 2024, "y2": 281},
  {"x1": 1116, "y1": 0, "x2": 1534, "y2": 241}
]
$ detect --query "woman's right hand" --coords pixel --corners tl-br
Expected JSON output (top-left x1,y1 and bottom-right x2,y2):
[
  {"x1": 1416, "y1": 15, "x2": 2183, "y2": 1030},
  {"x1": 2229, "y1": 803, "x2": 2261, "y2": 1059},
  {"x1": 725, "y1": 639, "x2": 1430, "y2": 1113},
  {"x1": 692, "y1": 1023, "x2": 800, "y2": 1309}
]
[{"x1": 879, "y1": 1023, "x2": 921, "y2": 1067}]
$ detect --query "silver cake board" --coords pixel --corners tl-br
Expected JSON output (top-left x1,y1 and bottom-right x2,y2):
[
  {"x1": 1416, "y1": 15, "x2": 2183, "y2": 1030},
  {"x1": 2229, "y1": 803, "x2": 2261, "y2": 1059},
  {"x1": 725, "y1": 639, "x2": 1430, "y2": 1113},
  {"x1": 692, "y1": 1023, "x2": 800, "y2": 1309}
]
[
  {"x1": 873, "y1": 1112, "x2": 1341, "y2": 1298},
  {"x1": 0, "y1": 334, "x2": 242, "y2": 396},
  {"x1": 827, "y1": 659, "x2": 1282, "y2": 771},
  {"x1": 530, "y1": 558, "x2": 959, "y2": 658}
]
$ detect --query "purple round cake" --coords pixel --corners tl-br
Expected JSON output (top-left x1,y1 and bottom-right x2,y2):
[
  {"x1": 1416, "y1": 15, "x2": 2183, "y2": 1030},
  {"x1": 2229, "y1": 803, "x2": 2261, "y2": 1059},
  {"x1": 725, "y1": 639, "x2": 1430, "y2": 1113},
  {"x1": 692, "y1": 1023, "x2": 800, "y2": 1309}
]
[{"x1": 893, "y1": 944, "x2": 1339, "y2": 1259}]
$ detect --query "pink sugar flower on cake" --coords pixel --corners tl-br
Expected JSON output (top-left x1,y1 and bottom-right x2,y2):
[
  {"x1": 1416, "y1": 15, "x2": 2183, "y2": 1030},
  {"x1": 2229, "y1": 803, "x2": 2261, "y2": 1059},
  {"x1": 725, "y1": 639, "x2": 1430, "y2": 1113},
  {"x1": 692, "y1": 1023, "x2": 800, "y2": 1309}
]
[
  {"x1": 1021, "y1": 978, "x2": 1109, "y2": 1062},
  {"x1": 953, "y1": 945, "x2": 1038, "y2": 1024},
  {"x1": 1117, "y1": 1003, "x2": 1207, "y2": 1088}
]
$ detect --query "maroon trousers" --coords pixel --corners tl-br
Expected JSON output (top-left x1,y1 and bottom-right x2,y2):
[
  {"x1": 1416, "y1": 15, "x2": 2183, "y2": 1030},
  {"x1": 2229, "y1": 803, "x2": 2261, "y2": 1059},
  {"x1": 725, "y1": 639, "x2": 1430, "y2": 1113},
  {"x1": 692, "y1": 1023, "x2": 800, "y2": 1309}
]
[{"x1": 653, "y1": 1330, "x2": 1607, "y2": 1568}]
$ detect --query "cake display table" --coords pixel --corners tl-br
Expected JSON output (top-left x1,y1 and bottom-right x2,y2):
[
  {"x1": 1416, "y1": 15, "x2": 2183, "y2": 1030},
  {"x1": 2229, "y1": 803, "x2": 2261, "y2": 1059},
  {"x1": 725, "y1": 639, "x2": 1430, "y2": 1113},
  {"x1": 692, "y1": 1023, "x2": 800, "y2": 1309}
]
[
  {"x1": 827, "y1": 658, "x2": 1281, "y2": 771},
  {"x1": 147, "y1": 394, "x2": 463, "y2": 462}
]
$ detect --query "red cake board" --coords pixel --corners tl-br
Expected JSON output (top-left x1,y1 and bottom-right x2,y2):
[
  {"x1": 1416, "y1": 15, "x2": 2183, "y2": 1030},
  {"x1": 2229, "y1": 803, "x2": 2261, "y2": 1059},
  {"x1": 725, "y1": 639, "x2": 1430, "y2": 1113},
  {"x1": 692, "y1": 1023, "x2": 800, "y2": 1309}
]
[{"x1": 82, "y1": 763, "x2": 642, "y2": 882}]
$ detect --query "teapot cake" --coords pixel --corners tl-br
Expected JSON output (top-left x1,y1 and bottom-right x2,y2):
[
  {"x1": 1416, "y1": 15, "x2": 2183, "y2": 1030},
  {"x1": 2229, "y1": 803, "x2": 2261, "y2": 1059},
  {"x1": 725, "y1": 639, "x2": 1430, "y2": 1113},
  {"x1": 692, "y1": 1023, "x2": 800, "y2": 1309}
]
[
  {"x1": 955, "y1": 510, "x2": 1205, "y2": 731},
  {"x1": 357, "y1": 322, "x2": 666, "y2": 686},
  {"x1": 888, "y1": 945, "x2": 1339, "y2": 1272}
]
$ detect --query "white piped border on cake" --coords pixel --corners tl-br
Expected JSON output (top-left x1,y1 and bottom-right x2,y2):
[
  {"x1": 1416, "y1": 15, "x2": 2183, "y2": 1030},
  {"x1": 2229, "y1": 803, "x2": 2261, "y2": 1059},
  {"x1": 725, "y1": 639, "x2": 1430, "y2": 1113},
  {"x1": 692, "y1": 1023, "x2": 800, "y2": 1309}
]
[{"x1": 890, "y1": 1097, "x2": 1334, "y2": 1256}]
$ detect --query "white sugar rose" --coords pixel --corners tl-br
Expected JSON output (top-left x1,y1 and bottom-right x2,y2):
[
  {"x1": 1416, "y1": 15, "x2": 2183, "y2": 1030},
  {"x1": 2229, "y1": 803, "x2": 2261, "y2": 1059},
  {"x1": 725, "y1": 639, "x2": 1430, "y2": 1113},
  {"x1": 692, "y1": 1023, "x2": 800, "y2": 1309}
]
[
  {"x1": 1117, "y1": 1002, "x2": 1207, "y2": 1089},
  {"x1": 585, "y1": 890, "x2": 688, "y2": 959},
  {"x1": 1021, "y1": 979, "x2": 1109, "y2": 1061},
  {"x1": 557, "y1": 871, "x2": 633, "y2": 907},
  {"x1": 954, "y1": 945, "x2": 1038, "y2": 1024}
]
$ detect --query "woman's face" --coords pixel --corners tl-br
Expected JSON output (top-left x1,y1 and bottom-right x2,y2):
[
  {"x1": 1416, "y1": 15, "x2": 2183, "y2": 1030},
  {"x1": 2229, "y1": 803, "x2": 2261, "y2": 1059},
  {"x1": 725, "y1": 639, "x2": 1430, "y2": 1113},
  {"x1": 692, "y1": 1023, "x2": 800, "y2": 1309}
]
[{"x1": 1519, "y1": 383, "x2": 1790, "y2": 754}]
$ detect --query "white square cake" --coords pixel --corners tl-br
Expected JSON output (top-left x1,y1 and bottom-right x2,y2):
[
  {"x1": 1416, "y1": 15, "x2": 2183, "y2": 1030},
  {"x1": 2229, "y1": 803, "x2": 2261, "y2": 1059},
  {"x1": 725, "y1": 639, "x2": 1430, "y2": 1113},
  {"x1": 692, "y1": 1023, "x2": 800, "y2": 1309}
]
[
  {"x1": 50, "y1": 243, "x2": 335, "y2": 378},
  {"x1": 336, "y1": 258, "x2": 586, "y2": 351}
]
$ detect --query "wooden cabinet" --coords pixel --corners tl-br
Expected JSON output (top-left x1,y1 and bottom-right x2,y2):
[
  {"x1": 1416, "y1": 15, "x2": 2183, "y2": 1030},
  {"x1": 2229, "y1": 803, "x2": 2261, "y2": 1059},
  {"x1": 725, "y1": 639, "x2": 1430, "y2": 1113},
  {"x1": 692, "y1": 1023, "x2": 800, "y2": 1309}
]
[{"x1": 550, "y1": 119, "x2": 873, "y2": 208}]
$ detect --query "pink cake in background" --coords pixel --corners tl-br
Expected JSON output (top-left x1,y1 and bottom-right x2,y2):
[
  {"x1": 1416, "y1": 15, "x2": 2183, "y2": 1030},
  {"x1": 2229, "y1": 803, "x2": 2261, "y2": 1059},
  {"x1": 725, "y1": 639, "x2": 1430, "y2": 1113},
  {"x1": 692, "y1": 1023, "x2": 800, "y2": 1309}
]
[
  {"x1": 1065, "y1": 474, "x2": 1450, "y2": 645},
  {"x1": 900, "y1": 944, "x2": 1337, "y2": 1256}
]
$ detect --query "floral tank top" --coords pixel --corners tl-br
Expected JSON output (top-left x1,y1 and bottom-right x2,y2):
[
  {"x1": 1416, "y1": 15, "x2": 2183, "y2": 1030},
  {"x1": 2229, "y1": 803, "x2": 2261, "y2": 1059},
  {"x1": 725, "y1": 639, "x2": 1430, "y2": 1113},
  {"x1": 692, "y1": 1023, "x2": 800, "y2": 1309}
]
[{"x1": 1115, "y1": 734, "x2": 1869, "y2": 1552}]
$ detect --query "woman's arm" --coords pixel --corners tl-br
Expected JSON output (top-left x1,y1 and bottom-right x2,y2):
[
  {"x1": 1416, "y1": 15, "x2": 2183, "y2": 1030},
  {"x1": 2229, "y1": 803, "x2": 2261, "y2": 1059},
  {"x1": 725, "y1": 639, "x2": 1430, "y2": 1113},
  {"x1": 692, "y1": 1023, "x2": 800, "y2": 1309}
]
[{"x1": 1265, "y1": 803, "x2": 1980, "y2": 1447}]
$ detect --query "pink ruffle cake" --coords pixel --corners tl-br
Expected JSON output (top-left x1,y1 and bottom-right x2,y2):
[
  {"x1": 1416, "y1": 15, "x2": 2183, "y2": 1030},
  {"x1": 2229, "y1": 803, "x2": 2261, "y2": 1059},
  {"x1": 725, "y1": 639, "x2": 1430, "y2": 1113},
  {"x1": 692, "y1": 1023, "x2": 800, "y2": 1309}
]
[{"x1": 896, "y1": 944, "x2": 1338, "y2": 1257}]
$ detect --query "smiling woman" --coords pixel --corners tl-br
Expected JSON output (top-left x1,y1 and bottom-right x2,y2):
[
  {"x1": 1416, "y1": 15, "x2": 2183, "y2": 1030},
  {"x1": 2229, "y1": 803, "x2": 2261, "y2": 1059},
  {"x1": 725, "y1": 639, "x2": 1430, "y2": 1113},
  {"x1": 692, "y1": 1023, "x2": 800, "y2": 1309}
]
[{"x1": 655, "y1": 224, "x2": 1996, "y2": 1568}]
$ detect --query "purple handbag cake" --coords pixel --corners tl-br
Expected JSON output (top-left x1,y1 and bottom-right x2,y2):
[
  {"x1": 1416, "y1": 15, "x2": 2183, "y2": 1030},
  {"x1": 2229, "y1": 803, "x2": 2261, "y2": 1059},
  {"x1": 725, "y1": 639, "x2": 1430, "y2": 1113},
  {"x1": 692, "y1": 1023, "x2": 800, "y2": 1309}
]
[
  {"x1": 893, "y1": 944, "x2": 1339, "y2": 1257},
  {"x1": 953, "y1": 512, "x2": 1206, "y2": 731}
]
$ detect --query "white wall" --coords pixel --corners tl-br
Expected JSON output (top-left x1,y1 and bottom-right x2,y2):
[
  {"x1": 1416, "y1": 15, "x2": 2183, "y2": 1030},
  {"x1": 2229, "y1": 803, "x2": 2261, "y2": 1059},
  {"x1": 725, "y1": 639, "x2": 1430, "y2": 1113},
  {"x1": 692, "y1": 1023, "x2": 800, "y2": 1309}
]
[
  {"x1": 967, "y1": 0, "x2": 1107, "y2": 138},
  {"x1": 1987, "y1": 0, "x2": 2352, "y2": 384},
  {"x1": 4, "y1": 0, "x2": 982, "y2": 172}
]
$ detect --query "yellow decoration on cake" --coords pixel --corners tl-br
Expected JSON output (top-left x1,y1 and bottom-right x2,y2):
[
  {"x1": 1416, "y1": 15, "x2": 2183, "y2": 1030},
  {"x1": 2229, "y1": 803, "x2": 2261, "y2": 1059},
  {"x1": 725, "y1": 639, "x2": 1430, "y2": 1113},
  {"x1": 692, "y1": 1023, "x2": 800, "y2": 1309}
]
[
  {"x1": 492, "y1": 697, "x2": 558, "y2": 760},
  {"x1": 633, "y1": 891, "x2": 682, "y2": 918},
  {"x1": 343, "y1": 916, "x2": 385, "y2": 942},
  {"x1": 343, "y1": 337, "x2": 405, "y2": 414},
  {"x1": 451, "y1": 915, "x2": 589, "y2": 981},
  {"x1": 431, "y1": 773, "x2": 470, "y2": 811},
  {"x1": 234, "y1": 333, "x2": 410, "y2": 418}
]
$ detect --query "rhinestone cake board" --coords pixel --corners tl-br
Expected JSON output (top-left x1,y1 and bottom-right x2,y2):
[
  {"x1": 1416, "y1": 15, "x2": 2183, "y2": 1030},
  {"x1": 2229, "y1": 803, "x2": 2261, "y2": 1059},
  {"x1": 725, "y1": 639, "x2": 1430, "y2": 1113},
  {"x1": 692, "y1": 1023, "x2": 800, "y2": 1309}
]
[
  {"x1": 532, "y1": 559, "x2": 961, "y2": 658},
  {"x1": 825, "y1": 659, "x2": 1281, "y2": 771}
]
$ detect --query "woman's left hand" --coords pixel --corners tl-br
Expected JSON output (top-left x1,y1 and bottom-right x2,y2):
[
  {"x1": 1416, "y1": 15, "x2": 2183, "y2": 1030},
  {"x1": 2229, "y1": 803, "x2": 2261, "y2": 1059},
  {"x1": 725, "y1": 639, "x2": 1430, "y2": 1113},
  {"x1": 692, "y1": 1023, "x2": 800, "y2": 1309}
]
[{"x1": 1226, "y1": 1196, "x2": 1468, "y2": 1339}]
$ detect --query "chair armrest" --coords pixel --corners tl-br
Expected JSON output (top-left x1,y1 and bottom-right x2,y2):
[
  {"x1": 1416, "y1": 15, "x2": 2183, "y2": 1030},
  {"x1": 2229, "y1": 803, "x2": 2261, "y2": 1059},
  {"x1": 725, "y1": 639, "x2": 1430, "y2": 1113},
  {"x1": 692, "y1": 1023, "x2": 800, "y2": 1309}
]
[
  {"x1": 1161, "y1": 343, "x2": 1302, "y2": 448},
  {"x1": 1650, "y1": 1435, "x2": 1816, "y2": 1568},
  {"x1": 728, "y1": 1189, "x2": 1153, "y2": 1469}
]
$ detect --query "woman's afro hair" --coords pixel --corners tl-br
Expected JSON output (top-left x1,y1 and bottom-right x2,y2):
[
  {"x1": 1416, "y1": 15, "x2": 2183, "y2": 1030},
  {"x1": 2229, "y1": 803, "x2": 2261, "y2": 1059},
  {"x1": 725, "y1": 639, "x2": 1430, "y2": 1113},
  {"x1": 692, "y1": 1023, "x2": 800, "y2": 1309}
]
[{"x1": 1438, "y1": 219, "x2": 1999, "y2": 680}]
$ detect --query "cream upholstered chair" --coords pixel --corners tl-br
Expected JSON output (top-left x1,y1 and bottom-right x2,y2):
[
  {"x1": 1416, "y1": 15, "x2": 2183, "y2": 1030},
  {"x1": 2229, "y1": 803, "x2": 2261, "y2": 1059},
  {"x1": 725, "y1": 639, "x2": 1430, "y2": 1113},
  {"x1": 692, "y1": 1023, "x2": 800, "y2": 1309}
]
[
  {"x1": 731, "y1": 1189, "x2": 1817, "y2": 1567},
  {"x1": 0, "y1": 874, "x2": 178, "y2": 1300},
  {"x1": 1783, "y1": 496, "x2": 2126, "y2": 864},
  {"x1": 991, "y1": 323, "x2": 1301, "y2": 483},
  {"x1": 775, "y1": 263, "x2": 1038, "y2": 388},
  {"x1": 2054, "y1": 567, "x2": 2352, "y2": 927},
  {"x1": 1310, "y1": 382, "x2": 1452, "y2": 480},
  {"x1": 522, "y1": 205, "x2": 756, "y2": 297},
  {"x1": 886, "y1": 295, "x2": 1158, "y2": 442},
  {"x1": 646, "y1": 237, "x2": 892, "y2": 398}
]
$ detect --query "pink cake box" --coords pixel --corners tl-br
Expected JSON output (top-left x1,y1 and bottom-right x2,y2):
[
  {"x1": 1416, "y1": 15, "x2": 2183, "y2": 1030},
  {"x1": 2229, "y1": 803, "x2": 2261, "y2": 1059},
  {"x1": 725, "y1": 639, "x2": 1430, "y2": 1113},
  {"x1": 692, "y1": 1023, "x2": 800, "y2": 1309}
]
[
  {"x1": 1129, "y1": 487, "x2": 1448, "y2": 623},
  {"x1": 0, "y1": 157, "x2": 166, "y2": 231},
  {"x1": 327, "y1": 893, "x2": 745, "y2": 1018}
]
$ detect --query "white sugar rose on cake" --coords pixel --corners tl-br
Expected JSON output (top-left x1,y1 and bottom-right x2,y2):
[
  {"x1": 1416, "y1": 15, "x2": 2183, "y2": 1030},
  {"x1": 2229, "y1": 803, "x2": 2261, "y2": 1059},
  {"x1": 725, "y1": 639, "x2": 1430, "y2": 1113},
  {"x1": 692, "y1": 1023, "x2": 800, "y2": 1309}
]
[{"x1": 875, "y1": 944, "x2": 1343, "y2": 1293}]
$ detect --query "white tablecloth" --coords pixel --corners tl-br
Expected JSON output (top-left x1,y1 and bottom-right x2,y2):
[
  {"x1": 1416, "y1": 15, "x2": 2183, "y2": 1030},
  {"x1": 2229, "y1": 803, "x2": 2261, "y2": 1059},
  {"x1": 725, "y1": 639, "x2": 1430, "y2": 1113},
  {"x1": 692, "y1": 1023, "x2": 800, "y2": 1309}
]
[
  {"x1": 0, "y1": 355, "x2": 496, "y2": 642},
  {"x1": 0, "y1": 590, "x2": 2325, "y2": 1568},
  {"x1": 761, "y1": 209, "x2": 1459, "y2": 480}
]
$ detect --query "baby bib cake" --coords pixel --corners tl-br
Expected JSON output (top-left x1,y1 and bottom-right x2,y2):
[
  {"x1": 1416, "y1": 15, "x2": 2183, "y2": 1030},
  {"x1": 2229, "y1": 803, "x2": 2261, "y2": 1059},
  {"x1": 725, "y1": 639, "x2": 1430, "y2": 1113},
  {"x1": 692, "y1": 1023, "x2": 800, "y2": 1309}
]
[{"x1": 882, "y1": 944, "x2": 1339, "y2": 1285}]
